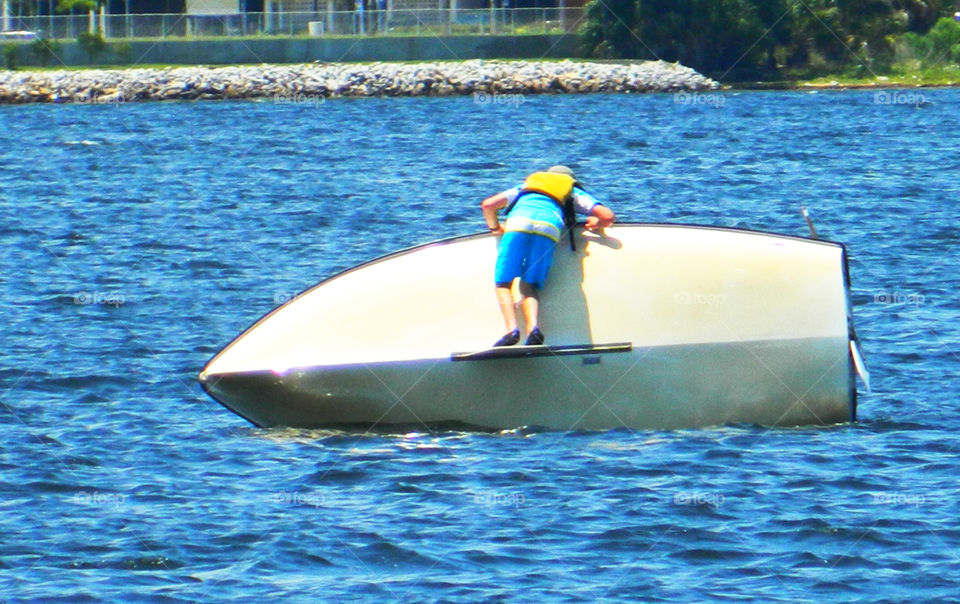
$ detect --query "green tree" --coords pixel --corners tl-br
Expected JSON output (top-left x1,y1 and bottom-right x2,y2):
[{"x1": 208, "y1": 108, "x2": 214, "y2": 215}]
[
  {"x1": 745, "y1": 0, "x2": 795, "y2": 73},
  {"x1": 895, "y1": 0, "x2": 955, "y2": 33},
  {"x1": 57, "y1": 0, "x2": 99, "y2": 12},
  {"x1": 580, "y1": 0, "x2": 638, "y2": 59},
  {"x1": 904, "y1": 16, "x2": 960, "y2": 64},
  {"x1": 580, "y1": 0, "x2": 956, "y2": 78},
  {"x1": 786, "y1": 0, "x2": 918, "y2": 70},
  {"x1": 77, "y1": 31, "x2": 107, "y2": 64},
  {"x1": 582, "y1": 0, "x2": 769, "y2": 77}
]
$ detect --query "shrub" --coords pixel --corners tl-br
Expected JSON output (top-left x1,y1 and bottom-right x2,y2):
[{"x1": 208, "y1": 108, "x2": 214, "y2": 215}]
[
  {"x1": 30, "y1": 39, "x2": 63, "y2": 67},
  {"x1": 902, "y1": 31, "x2": 933, "y2": 61},
  {"x1": 77, "y1": 31, "x2": 107, "y2": 64},
  {"x1": 922, "y1": 17, "x2": 960, "y2": 62},
  {"x1": 899, "y1": 17, "x2": 960, "y2": 66},
  {"x1": 2, "y1": 44, "x2": 18, "y2": 70},
  {"x1": 114, "y1": 41, "x2": 134, "y2": 65}
]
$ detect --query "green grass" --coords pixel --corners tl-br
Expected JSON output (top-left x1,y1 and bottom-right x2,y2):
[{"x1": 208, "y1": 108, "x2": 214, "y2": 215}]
[
  {"x1": 735, "y1": 62, "x2": 960, "y2": 89},
  {"x1": 13, "y1": 63, "x2": 190, "y2": 71},
  {"x1": 5, "y1": 56, "x2": 583, "y2": 72},
  {"x1": 798, "y1": 63, "x2": 960, "y2": 87}
]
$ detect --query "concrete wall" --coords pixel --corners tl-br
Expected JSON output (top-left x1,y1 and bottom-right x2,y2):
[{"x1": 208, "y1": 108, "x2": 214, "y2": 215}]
[{"x1": 5, "y1": 34, "x2": 580, "y2": 68}]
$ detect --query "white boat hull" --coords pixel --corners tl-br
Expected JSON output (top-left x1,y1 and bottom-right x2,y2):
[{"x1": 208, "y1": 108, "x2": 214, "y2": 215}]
[{"x1": 199, "y1": 224, "x2": 860, "y2": 430}]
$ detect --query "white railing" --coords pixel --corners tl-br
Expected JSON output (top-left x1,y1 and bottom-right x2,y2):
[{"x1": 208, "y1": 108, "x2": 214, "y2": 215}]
[{"x1": 2, "y1": 7, "x2": 585, "y2": 39}]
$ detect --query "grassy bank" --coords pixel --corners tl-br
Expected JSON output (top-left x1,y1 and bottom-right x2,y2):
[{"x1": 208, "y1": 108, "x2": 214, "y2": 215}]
[{"x1": 733, "y1": 63, "x2": 960, "y2": 90}]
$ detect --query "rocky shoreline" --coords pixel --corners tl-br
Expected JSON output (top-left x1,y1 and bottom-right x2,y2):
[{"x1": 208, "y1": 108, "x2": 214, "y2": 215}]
[{"x1": 0, "y1": 59, "x2": 718, "y2": 104}]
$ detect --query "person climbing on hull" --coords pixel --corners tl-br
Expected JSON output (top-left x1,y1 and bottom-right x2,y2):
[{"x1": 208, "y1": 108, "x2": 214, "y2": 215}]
[{"x1": 480, "y1": 165, "x2": 616, "y2": 346}]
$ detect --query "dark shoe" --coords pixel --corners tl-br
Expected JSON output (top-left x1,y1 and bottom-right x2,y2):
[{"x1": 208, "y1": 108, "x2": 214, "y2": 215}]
[
  {"x1": 525, "y1": 327, "x2": 545, "y2": 346},
  {"x1": 493, "y1": 329, "x2": 520, "y2": 347}
]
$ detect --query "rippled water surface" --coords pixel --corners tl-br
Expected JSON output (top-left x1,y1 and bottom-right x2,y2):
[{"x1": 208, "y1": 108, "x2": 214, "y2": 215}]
[{"x1": 2, "y1": 91, "x2": 958, "y2": 601}]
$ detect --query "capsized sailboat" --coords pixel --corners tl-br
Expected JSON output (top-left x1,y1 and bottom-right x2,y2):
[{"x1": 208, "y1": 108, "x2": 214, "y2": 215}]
[{"x1": 199, "y1": 224, "x2": 867, "y2": 430}]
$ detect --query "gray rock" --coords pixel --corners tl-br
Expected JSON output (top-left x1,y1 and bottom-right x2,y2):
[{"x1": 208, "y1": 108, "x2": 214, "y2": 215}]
[{"x1": 0, "y1": 59, "x2": 719, "y2": 105}]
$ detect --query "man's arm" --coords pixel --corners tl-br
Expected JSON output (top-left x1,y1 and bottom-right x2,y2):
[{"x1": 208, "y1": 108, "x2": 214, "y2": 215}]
[
  {"x1": 585, "y1": 204, "x2": 615, "y2": 231},
  {"x1": 481, "y1": 193, "x2": 509, "y2": 234}
]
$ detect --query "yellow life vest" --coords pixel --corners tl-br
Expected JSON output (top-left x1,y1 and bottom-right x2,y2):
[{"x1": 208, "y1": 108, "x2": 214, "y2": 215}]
[{"x1": 519, "y1": 172, "x2": 575, "y2": 206}]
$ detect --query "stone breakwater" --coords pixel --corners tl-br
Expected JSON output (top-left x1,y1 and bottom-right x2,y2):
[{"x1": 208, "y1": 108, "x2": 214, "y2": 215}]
[{"x1": 0, "y1": 59, "x2": 717, "y2": 104}]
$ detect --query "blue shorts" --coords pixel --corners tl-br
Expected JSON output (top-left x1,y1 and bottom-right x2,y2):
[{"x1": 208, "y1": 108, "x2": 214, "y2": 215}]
[{"x1": 494, "y1": 231, "x2": 557, "y2": 289}]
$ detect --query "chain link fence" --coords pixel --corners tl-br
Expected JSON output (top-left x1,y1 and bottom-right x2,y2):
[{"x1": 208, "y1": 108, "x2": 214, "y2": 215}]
[{"x1": 2, "y1": 7, "x2": 585, "y2": 39}]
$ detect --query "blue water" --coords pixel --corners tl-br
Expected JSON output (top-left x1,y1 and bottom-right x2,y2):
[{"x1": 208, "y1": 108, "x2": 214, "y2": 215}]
[{"x1": 1, "y1": 90, "x2": 957, "y2": 601}]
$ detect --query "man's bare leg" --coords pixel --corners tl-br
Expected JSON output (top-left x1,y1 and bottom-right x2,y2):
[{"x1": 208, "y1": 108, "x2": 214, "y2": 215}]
[
  {"x1": 493, "y1": 283, "x2": 521, "y2": 346},
  {"x1": 495, "y1": 284, "x2": 519, "y2": 332},
  {"x1": 519, "y1": 281, "x2": 540, "y2": 337}
]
